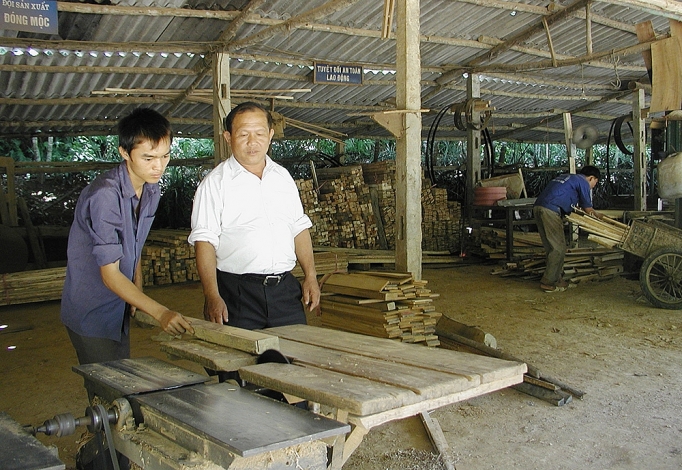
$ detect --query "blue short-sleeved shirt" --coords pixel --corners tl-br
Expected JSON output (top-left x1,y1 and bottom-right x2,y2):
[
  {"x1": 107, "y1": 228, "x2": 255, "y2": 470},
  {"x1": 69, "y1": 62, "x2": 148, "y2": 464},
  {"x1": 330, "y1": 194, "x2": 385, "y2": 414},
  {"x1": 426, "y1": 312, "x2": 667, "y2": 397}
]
[
  {"x1": 534, "y1": 173, "x2": 593, "y2": 216},
  {"x1": 61, "y1": 162, "x2": 160, "y2": 341}
]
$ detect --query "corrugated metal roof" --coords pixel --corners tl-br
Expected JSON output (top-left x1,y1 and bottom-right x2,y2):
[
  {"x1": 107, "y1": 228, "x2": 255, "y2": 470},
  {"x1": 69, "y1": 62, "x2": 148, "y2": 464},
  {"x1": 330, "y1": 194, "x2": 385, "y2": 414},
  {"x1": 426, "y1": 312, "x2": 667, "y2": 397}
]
[{"x1": 0, "y1": 0, "x2": 676, "y2": 143}]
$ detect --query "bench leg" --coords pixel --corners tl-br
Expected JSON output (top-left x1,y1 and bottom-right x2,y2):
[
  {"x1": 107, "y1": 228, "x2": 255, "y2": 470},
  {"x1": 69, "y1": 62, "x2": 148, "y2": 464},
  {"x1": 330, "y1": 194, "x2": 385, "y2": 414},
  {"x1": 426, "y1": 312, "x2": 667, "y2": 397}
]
[{"x1": 420, "y1": 411, "x2": 456, "y2": 470}]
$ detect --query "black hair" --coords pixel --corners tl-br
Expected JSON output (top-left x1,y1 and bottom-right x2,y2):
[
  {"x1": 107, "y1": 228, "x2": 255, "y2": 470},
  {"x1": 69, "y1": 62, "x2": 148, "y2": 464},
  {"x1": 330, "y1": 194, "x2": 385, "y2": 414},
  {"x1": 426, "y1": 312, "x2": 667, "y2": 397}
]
[
  {"x1": 579, "y1": 165, "x2": 601, "y2": 181},
  {"x1": 117, "y1": 108, "x2": 172, "y2": 155},
  {"x1": 223, "y1": 102, "x2": 273, "y2": 133}
]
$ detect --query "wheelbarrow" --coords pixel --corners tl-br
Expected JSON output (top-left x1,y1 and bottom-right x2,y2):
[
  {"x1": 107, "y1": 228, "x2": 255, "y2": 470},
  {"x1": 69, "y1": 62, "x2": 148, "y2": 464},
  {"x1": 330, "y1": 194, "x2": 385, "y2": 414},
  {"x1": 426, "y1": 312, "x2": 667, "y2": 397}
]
[{"x1": 620, "y1": 218, "x2": 682, "y2": 309}]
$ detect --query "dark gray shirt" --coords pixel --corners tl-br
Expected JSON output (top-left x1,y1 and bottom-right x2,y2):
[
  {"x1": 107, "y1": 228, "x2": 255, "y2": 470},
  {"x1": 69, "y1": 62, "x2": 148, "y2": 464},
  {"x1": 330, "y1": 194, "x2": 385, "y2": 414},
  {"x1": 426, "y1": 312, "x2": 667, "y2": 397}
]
[{"x1": 61, "y1": 162, "x2": 159, "y2": 341}]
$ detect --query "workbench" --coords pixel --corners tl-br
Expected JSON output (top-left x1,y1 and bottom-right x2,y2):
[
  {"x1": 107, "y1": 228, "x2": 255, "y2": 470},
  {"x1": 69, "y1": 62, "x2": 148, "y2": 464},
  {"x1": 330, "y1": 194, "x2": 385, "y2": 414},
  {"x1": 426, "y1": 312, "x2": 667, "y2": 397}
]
[
  {"x1": 472, "y1": 202, "x2": 536, "y2": 260},
  {"x1": 162, "y1": 324, "x2": 527, "y2": 468}
]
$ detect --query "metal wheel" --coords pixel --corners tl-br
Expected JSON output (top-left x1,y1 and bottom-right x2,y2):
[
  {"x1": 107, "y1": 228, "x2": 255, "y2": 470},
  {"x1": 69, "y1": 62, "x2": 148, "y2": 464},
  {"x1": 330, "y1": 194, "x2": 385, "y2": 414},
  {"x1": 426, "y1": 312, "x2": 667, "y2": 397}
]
[{"x1": 640, "y1": 248, "x2": 682, "y2": 309}]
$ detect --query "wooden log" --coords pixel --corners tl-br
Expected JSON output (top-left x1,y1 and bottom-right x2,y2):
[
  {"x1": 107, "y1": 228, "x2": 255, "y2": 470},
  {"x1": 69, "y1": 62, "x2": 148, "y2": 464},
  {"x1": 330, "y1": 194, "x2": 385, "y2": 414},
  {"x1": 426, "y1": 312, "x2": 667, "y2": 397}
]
[{"x1": 435, "y1": 316, "x2": 497, "y2": 348}]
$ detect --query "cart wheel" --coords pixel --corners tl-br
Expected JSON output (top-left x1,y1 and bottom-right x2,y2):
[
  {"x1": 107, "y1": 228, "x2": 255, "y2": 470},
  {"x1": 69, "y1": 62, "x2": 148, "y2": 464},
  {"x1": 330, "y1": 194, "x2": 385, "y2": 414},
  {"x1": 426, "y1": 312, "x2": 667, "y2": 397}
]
[{"x1": 640, "y1": 247, "x2": 682, "y2": 309}]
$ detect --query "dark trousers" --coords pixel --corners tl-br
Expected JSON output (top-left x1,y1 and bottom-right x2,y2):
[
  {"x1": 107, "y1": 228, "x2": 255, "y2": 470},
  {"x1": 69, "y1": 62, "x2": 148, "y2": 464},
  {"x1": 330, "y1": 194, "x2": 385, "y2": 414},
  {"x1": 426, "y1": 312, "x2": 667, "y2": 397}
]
[
  {"x1": 216, "y1": 270, "x2": 307, "y2": 330},
  {"x1": 66, "y1": 325, "x2": 130, "y2": 401},
  {"x1": 211, "y1": 270, "x2": 306, "y2": 384},
  {"x1": 66, "y1": 327, "x2": 130, "y2": 366}
]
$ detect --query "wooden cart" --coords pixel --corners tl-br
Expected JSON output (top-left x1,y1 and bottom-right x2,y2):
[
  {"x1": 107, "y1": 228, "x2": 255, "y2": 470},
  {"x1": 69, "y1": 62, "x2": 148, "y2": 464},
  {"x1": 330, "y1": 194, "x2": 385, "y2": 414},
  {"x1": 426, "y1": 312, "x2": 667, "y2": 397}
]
[{"x1": 620, "y1": 218, "x2": 682, "y2": 309}]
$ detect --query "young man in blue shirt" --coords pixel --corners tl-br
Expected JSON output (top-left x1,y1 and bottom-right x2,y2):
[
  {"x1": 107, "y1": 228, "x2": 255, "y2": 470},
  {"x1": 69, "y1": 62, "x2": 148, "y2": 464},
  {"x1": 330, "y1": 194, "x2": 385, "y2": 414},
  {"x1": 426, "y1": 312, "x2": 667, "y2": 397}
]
[
  {"x1": 61, "y1": 108, "x2": 194, "y2": 366},
  {"x1": 533, "y1": 165, "x2": 602, "y2": 292}
]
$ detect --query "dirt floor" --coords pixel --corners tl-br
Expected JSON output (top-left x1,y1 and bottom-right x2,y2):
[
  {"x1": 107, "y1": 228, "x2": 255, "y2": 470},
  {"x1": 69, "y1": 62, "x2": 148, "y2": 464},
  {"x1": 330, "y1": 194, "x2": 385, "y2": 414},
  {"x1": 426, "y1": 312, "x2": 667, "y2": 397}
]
[{"x1": 1, "y1": 261, "x2": 682, "y2": 469}]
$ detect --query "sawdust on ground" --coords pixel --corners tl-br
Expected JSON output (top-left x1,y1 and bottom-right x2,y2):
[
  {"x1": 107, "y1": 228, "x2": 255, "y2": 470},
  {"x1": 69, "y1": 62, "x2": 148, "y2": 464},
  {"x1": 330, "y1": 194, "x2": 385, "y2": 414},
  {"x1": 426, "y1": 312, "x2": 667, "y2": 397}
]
[{"x1": 1, "y1": 262, "x2": 681, "y2": 470}]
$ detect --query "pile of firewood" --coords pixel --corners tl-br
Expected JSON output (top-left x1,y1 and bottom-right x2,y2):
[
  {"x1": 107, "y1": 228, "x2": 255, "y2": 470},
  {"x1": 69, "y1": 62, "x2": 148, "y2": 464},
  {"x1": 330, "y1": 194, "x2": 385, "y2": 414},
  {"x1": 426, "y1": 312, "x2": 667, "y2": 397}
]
[{"x1": 319, "y1": 272, "x2": 442, "y2": 347}]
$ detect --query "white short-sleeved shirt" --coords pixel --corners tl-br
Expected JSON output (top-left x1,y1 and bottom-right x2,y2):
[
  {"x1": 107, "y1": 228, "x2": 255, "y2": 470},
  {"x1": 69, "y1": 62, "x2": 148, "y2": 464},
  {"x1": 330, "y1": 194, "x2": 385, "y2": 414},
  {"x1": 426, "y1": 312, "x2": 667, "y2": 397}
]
[{"x1": 188, "y1": 155, "x2": 311, "y2": 275}]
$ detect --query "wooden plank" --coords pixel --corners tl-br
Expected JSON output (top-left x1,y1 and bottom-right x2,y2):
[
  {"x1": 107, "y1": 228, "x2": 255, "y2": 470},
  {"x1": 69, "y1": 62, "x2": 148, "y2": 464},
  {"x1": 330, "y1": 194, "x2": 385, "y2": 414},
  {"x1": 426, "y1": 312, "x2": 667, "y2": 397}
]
[
  {"x1": 135, "y1": 313, "x2": 279, "y2": 355},
  {"x1": 325, "y1": 295, "x2": 396, "y2": 310},
  {"x1": 323, "y1": 273, "x2": 391, "y2": 292},
  {"x1": 264, "y1": 325, "x2": 527, "y2": 384},
  {"x1": 321, "y1": 283, "x2": 401, "y2": 300},
  {"x1": 279, "y1": 338, "x2": 478, "y2": 397},
  {"x1": 650, "y1": 35, "x2": 682, "y2": 113},
  {"x1": 351, "y1": 374, "x2": 523, "y2": 430},
  {"x1": 238, "y1": 362, "x2": 420, "y2": 416},
  {"x1": 160, "y1": 339, "x2": 257, "y2": 372},
  {"x1": 190, "y1": 319, "x2": 280, "y2": 354}
]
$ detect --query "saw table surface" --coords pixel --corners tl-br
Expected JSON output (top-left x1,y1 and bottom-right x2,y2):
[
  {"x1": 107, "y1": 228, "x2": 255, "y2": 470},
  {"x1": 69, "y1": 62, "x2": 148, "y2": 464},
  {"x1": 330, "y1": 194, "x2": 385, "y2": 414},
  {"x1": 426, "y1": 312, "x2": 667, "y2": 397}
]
[
  {"x1": 73, "y1": 356, "x2": 208, "y2": 403},
  {"x1": 133, "y1": 382, "x2": 350, "y2": 457}
]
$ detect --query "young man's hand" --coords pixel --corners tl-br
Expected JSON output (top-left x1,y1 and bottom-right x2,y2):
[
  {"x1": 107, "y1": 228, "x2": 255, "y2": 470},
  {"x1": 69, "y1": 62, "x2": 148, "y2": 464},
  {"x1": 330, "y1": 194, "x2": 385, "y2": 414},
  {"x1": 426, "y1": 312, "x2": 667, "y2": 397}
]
[{"x1": 158, "y1": 310, "x2": 195, "y2": 336}]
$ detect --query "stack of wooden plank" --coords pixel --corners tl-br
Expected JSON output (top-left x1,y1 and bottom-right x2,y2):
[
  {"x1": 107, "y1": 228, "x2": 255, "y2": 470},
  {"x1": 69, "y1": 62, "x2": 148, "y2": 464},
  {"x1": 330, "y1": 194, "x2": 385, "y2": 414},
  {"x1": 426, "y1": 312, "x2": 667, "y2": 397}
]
[
  {"x1": 362, "y1": 161, "x2": 397, "y2": 248},
  {"x1": 0, "y1": 267, "x2": 66, "y2": 306},
  {"x1": 141, "y1": 229, "x2": 199, "y2": 287},
  {"x1": 319, "y1": 272, "x2": 442, "y2": 347},
  {"x1": 315, "y1": 166, "x2": 379, "y2": 249},
  {"x1": 422, "y1": 183, "x2": 461, "y2": 252},
  {"x1": 294, "y1": 178, "x2": 330, "y2": 246},
  {"x1": 491, "y1": 247, "x2": 625, "y2": 283}
]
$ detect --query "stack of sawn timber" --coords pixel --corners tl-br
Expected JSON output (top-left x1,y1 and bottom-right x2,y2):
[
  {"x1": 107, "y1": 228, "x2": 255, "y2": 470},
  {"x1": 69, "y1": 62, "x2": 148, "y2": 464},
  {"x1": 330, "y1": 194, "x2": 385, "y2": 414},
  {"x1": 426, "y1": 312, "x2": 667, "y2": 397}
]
[
  {"x1": 141, "y1": 229, "x2": 199, "y2": 286},
  {"x1": 319, "y1": 272, "x2": 441, "y2": 347},
  {"x1": 296, "y1": 161, "x2": 462, "y2": 253},
  {"x1": 0, "y1": 267, "x2": 66, "y2": 306}
]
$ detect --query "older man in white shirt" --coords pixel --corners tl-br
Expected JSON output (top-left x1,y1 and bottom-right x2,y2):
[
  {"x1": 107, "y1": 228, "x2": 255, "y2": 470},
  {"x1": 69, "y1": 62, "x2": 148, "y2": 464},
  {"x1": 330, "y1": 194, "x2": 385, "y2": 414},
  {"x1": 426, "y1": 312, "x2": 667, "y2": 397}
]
[{"x1": 189, "y1": 102, "x2": 320, "y2": 332}]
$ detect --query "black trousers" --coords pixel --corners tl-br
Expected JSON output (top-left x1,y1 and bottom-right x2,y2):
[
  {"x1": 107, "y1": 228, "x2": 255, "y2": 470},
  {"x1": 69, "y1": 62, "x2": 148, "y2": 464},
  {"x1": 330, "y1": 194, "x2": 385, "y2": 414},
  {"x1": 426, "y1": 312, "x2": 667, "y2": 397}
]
[{"x1": 216, "y1": 270, "x2": 307, "y2": 330}]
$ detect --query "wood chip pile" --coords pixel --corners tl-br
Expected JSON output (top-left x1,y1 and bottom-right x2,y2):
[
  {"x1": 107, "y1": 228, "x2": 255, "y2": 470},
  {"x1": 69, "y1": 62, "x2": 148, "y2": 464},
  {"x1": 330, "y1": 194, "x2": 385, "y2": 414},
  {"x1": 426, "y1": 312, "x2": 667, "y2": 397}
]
[{"x1": 319, "y1": 272, "x2": 442, "y2": 347}]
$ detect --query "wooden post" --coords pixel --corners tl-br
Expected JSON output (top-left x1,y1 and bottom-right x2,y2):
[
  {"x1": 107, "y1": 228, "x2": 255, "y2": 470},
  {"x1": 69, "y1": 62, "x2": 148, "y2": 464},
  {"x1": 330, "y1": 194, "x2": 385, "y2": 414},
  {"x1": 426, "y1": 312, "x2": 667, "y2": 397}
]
[
  {"x1": 0, "y1": 157, "x2": 18, "y2": 226},
  {"x1": 213, "y1": 52, "x2": 231, "y2": 165},
  {"x1": 563, "y1": 113, "x2": 577, "y2": 174},
  {"x1": 466, "y1": 74, "x2": 482, "y2": 220},
  {"x1": 633, "y1": 88, "x2": 647, "y2": 211},
  {"x1": 394, "y1": 0, "x2": 422, "y2": 280}
]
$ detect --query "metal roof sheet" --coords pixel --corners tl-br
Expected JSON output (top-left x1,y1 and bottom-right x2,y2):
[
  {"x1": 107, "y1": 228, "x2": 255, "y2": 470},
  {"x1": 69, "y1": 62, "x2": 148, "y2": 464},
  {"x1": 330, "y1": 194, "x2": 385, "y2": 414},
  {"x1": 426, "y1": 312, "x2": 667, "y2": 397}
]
[{"x1": 0, "y1": 0, "x2": 676, "y2": 143}]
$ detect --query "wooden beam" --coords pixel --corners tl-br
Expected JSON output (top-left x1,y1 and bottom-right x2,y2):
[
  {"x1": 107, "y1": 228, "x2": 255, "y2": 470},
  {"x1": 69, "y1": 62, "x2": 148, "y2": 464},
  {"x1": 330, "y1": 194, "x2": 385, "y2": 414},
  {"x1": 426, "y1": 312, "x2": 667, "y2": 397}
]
[
  {"x1": 213, "y1": 52, "x2": 231, "y2": 164},
  {"x1": 227, "y1": 0, "x2": 362, "y2": 51},
  {"x1": 542, "y1": 17, "x2": 559, "y2": 67},
  {"x1": 607, "y1": 0, "x2": 682, "y2": 20},
  {"x1": 585, "y1": 1, "x2": 593, "y2": 55}
]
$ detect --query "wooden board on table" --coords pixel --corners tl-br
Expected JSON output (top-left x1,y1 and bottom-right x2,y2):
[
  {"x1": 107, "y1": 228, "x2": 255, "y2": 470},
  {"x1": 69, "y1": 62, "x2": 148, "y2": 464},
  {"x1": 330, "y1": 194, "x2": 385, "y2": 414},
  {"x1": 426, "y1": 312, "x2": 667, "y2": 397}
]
[
  {"x1": 278, "y1": 338, "x2": 478, "y2": 396},
  {"x1": 238, "y1": 362, "x2": 420, "y2": 416},
  {"x1": 264, "y1": 325, "x2": 526, "y2": 384},
  {"x1": 160, "y1": 339, "x2": 257, "y2": 372},
  {"x1": 190, "y1": 318, "x2": 279, "y2": 355}
]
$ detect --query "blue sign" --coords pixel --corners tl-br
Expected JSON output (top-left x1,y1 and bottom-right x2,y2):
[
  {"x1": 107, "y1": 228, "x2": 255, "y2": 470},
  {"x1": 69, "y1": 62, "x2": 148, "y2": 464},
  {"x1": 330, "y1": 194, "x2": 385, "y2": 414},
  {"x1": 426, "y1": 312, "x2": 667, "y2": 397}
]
[
  {"x1": 1, "y1": 0, "x2": 58, "y2": 34},
  {"x1": 314, "y1": 62, "x2": 363, "y2": 85}
]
